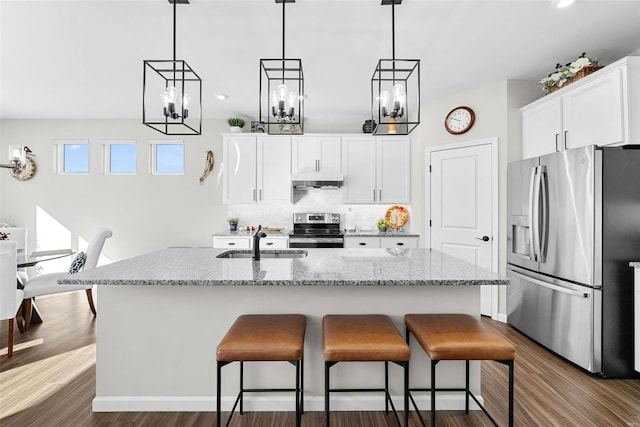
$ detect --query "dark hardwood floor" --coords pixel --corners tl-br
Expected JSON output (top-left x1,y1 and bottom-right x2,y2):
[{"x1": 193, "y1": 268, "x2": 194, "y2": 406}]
[{"x1": 1, "y1": 291, "x2": 639, "y2": 426}]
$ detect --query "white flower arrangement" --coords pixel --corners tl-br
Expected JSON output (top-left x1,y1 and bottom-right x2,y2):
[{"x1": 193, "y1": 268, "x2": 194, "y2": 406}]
[{"x1": 539, "y1": 53, "x2": 601, "y2": 92}]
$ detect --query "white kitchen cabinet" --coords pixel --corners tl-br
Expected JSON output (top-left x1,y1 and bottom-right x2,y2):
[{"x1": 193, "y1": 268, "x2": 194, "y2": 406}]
[
  {"x1": 344, "y1": 236, "x2": 381, "y2": 248},
  {"x1": 213, "y1": 236, "x2": 251, "y2": 249},
  {"x1": 292, "y1": 135, "x2": 342, "y2": 179},
  {"x1": 379, "y1": 236, "x2": 419, "y2": 249},
  {"x1": 522, "y1": 56, "x2": 640, "y2": 159},
  {"x1": 213, "y1": 234, "x2": 288, "y2": 249},
  {"x1": 342, "y1": 136, "x2": 411, "y2": 204},
  {"x1": 222, "y1": 134, "x2": 291, "y2": 204},
  {"x1": 344, "y1": 235, "x2": 418, "y2": 249}
]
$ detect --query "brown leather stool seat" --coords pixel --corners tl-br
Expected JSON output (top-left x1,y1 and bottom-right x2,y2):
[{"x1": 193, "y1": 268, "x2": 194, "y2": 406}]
[
  {"x1": 216, "y1": 314, "x2": 306, "y2": 427},
  {"x1": 323, "y1": 315, "x2": 410, "y2": 427},
  {"x1": 405, "y1": 314, "x2": 515, "y2": 427}
]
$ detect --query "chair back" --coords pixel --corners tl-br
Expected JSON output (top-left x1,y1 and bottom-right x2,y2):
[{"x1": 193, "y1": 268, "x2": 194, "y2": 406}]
[
  {"x1": 0, "y1": 241, "x2": 18, "y2": 321},
  {"x1": 83, "y1": 228, "x2": 113, "y2": 270}
]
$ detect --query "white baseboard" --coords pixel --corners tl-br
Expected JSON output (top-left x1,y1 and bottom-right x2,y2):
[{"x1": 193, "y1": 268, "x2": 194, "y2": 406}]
[
  {"x1": 496, "y1": 313, "x2": 508, "y2": 323},
  {"x1": 93, "y1": 393, "x2": 484, "y2": 413}
]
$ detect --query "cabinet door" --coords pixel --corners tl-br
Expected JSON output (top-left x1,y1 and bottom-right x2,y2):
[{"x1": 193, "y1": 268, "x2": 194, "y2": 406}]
[
  {"x1": 342, "y1": 136, "x2": 376, "y2": 203},
  {"x1": 344, "y1": 237, "x2": 381, "y2": 248},
  {"x1": 522, "y1": 97, "x2": 562, "y2": 158},
  {"x1": 213, "y1": 237, "x2": 251, "y2": 249},
  {"x1": 377, "y1": 136, "x2": 410, "y2": 203},
  {"x1": 262, "y1": 236, "x2": 289, "y2": 249},
  {"x1": 223, "y1": 136, "x2": 257, "y2": 204},
  {"x1": 258, "y1": 136, "x2": 291, "y2": 203},
  {"x1": 319, "y1": 136, "x2": 342, "y2": 175},
  {"x1": 292, "y1": 136, "x2": 320, "y2": 176},
  {"x1": 380, "y1": 236, "x2": 419, "y2": 249},
  {"x1": 563, "y1": 69, "x2": 624, "y2": 149}
]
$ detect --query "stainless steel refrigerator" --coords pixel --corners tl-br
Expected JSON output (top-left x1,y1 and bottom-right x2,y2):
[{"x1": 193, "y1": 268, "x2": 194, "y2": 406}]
[{"x1": 507, "y1": 145, "x2": 640, "y2": 378}]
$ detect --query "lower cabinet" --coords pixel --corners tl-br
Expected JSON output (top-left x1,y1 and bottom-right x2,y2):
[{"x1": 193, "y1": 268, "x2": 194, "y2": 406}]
[
  {"x1": 635, "y1": 267, "x2": 640, "y2": 373},
  {"x1": 344, "y1": 236, "x2": 419, "y2": 249},
  {"x1": 213, "y1": 235, "x2": 288, "y2": 249}
]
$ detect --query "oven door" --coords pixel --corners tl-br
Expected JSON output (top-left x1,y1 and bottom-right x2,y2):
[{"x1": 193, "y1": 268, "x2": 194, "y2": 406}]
[{"x1": 289, "y1": 237, "x2": 344, "y2": 249}]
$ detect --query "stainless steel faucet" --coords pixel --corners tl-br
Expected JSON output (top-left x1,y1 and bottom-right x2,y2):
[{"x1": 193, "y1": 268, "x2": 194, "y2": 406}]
[{"x1": 253, "y1": 225, "x2": 267, "y2": 260}]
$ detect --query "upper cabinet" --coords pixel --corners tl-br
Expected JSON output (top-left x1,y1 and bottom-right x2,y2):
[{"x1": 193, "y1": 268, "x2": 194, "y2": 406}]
[
  {"x1": 292, "y1": 136, "x2": 342, "y2": 180},
  {"x1": 342, "y1": 136, "x2": 411, "y2": 204},
  {"x1": 522, "y1": 56, "x2": 640, "y2": 159},
  {"x1": 223, "y1": 135, "x2": 291, "y2": 204}
]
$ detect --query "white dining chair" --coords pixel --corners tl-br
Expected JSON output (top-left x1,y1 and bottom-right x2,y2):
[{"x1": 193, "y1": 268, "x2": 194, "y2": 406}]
[
  {"x1": 21, "y1": 227, "x2": 112, "y2": 331},
  {"x1": 1, "y1": 240, "x2": 24, "y2": 357}
]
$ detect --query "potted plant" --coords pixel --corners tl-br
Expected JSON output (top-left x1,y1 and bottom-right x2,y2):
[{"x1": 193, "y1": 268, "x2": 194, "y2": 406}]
[
  {"x1": 228, "y1": 118, "x2": 245, "y2": 133},
  {"x1": 377, "y1": 218, "x2": 390, "y2": 233},
  {"x1": 227, "y1": 217, "x2": 239, "y2": 231}
]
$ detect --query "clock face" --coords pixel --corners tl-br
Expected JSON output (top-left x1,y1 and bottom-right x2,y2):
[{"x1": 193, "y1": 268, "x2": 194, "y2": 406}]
[{"x1": 445, "y1": 106, "x2": 475, "y2": 134}]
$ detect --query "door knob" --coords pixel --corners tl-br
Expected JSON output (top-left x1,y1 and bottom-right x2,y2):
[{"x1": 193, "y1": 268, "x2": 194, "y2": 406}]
[{"x1": 475, "y1": 235, "x2": 490, "y2": 242}]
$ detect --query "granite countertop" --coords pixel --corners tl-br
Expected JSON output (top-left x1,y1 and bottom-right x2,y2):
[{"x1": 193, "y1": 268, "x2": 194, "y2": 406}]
[
  {"x1": 629, "y1": 262, "x2": 640, "y2": 268},
  {"x1": 59, "y1": 248, "x2": 508, "y2": 287},
  {"x1": 213, "y1": 229, "x2": 290, "y2": 237},
  {"x1": 344, "y1": 230, "x2": 420, "y2": 238}
]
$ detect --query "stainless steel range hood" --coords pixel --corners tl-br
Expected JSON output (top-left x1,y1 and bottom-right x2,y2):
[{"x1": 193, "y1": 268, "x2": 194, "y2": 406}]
[{"x1": 291, "y1": 171, "x2": 343, "y2": 189}]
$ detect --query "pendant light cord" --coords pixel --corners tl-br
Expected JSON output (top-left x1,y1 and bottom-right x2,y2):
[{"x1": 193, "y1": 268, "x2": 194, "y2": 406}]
[
  {"x1": 282, "y1": 0, "x2": 286, "y2": 84},
  {"x1": 391, "y1": 1, "x2": 395, "y2": 61},
  {"x1": 172, "y1": 0, "x2": 177, "y2": 84}
]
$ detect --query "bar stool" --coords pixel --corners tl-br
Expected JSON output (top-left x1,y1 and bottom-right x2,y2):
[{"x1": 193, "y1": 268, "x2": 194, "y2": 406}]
[
  {"x1": 216, "y1": 314, "x2": 306, "y2": 427},
  {"x1": 323, "y1": 314, "x2": 410, "y2": 427},
  {"x1": 405, "y1": 313, "x2": 515, "y2": 427}
]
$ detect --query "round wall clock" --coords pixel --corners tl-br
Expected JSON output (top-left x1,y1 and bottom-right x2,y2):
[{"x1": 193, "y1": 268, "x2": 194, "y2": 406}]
[{"x1": 444, "y1": 106, "x2": 475, "y2": 135}]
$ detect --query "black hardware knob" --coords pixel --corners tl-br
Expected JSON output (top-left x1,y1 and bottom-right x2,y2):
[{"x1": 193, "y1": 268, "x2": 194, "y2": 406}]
[{"x1": 475, "y1": 236, "x2": 490, "y2": 242}]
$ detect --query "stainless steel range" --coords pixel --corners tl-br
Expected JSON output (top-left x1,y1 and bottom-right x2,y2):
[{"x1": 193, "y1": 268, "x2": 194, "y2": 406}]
[{"x1": 289, "y1": 213, "x2": 344, "y2": 248}]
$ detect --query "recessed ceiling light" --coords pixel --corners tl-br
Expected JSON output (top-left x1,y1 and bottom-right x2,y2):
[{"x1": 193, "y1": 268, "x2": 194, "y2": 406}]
[
  {"x1": 551, "y1": 0, "x2": 576, "y2": 8},
  {"x1": 215, "y1": 93, "x2": 228, "y2": 100}
]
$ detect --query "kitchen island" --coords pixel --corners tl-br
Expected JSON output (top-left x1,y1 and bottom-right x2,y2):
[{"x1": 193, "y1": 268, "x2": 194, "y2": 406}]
[{"x1": 59, "y1": 247, "x2": 508, "y2": 413}]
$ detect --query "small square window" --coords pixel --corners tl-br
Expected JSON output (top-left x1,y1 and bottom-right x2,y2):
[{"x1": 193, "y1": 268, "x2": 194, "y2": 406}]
[
  {"x1": 150, "y1": 140, "x2": 184, "y2": 175},
  {"x1": 55, "y1": 140, "x2": 89, "y2": 174},
  {"x1": 103, "y1": 141, "x2": 137, "y2": 174}
]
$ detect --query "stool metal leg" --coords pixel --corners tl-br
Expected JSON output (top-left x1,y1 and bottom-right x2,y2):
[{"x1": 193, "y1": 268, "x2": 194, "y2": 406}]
[
  {"x1": 301, "y1": 356, "x2": 305, "y2": 415},
  {"x1": 239, "y1": 361, "x2": 244, "y2": 415},
  {"x1": 465, "y1": 360, "x2": 470, "y2": 414},
  {"x1": 217, "y1": 361, "x2": 222, "y2": 427},
  {"x1": 295, "y1": 360, "x2": 301, "y2": 427},
  {"x1": 508, "y1": 360, "x2": 514, "y2": 427},
  {"x1": 385, "y1": 361, "x2": 390, "y2": 414},
  {"x1": 404, "y1": 361, "x2": 409, "y2": 427},
  {"x1": 325, "y1": 361, "x2": 331, "y2": 427},
  {"x1": 431, "y1": 360, "x2": 437, "y2": 427}
]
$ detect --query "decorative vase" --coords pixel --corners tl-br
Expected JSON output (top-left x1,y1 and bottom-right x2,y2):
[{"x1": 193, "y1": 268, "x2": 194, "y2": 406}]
[
  {"x1": 378, "y1": 226, "x2": 387, "y2": 233},
  {"x1": 362, "y1": 119, "x2": 376, "y2": 133},
  {"x1": 230, "y1": 126, "x2": 242, "y2": 133},
  {"x1": 229, "y1": 222, "x2": 238, "y2": 231}
]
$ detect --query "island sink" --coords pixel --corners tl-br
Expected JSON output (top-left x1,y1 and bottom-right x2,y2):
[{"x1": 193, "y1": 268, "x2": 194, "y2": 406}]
[{"x1": 216, "y1": 250, "x2": 308, "y2": 259}]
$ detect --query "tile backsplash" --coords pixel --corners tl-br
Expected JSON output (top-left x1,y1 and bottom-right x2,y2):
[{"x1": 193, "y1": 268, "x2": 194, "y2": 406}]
[{"x1": 226, "y1": 189, "x2": 413, "y2": 232}]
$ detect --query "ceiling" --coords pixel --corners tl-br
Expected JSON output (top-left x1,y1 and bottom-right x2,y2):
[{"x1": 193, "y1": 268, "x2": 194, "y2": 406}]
[{"x1": 1, "y1": 0, "x2": 639, "y2": 121}]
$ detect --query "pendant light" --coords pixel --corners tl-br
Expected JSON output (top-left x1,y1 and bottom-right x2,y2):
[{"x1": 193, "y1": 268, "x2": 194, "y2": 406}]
[
  {"x1": 143, "y1": 0, "x2": 202, "y2": 136},
  {"x1": 259, "y1": 0, "x2": 304, "y2": 135},
  {"x1": 371, "y1": 0, "x2": 420, "y2": 135}
]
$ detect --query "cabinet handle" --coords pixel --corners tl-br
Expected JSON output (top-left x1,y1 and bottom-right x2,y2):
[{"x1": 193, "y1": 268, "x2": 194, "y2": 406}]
[
  {"x1": 259, "y1": 189, "x2": 263, "y2": 201},
  {"x1": 373, "y1": 189, "x2": 376, "y2": 201},
  {"x1": 564, "y1": 131, "x2": 568, "y2": 150},
  {"x1": 228, "y1": 242, "x2": 236, "y2": 246},
  {"x1": 316, "y1": 159, "x2": 320, "y2": 172},
  {"x1": 359, "y1": 242, "x2": 367, "y2": 246},
  {"x1": 555, "y1": 134, "x2": 560, "y2": 152},
  {"x1": 253, "y1": 189, "x2": 257, "y2": 202},
  {"x1": 266, "y1": 242, "x2": 274, "y2": 246},
  {"x1": 397, "y1": 242, "x2": 404, "y2": 246},
  {"x1": 379, "y1": 189, "x2": 382, "y2": 200}
]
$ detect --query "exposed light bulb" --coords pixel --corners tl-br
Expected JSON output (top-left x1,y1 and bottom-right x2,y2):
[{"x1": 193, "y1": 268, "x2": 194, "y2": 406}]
[
  {"x1": 393, "y1": 84, "x2": 406, "y2": 105},
  {"x1": 380, "y1": 90, "x2": 390, "y2": 109},
  {"x1": 165, "y1": 86, "x2": 177, "y2": 103},
  {"x1": 277, "y1": 84, "x2": 288, "y2": 102},
  {"x1": 182, "y1": 93, "x2": 191, "y2": 119}
]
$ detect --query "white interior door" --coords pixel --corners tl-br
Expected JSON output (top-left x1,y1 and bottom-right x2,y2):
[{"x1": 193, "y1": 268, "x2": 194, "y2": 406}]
[{"x1": 429, "y1": 140, "x2": 496, "y2": 317}]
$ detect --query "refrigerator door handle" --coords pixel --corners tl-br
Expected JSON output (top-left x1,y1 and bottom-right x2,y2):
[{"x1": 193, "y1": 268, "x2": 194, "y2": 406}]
[
  {"x1": 510, "y1": 270, "x2": 590, "y2": 298},
  {"x1": 538, "y1": 165, "x2": 548, "y2": 262},
  {"x1": 528, "y1": 166, "x2": 538, "y2": 261}
]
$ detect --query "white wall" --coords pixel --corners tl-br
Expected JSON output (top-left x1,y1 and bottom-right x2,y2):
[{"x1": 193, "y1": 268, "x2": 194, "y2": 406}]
[
  {"x1": 0, "y1": 119, "x2": 228, "y2": 261},
  {"x1": 413, "y1": 79, "x2": 541, "y2": 315}
]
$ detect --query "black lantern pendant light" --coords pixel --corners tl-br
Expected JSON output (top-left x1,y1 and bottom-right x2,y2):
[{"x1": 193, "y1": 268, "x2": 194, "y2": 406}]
[
  {"x1": 143, "y1": 0, "x2": 202, "y2": 135},
  {"x1": 259, "y1": 0, "x2": 304, "y2": 135},
  {"x1": 371, "y1": 0, "x2": 420, "y2": 135}
]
